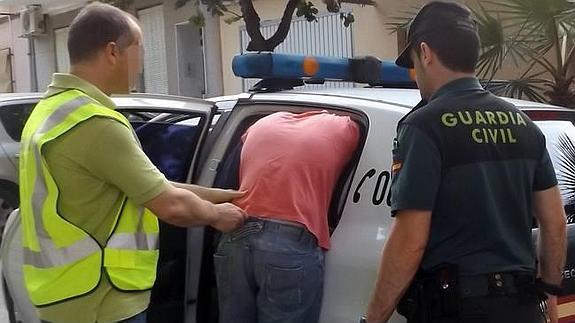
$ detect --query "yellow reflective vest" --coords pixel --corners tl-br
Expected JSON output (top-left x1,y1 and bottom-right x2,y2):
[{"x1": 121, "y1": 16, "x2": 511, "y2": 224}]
[{"x1": 19, "y1": 89, "x2": 159, "y2": 306}]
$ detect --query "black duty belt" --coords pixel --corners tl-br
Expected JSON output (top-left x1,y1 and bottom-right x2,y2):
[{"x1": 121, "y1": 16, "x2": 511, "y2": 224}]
[{"x1": 459, "y1": 272, "x2": 534, "y2": 298}]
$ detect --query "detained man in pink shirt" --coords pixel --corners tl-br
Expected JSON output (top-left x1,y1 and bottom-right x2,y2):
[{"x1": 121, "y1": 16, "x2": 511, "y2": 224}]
[{"x1": 214, "y1": 111, "x2": 359, "y2": 323}]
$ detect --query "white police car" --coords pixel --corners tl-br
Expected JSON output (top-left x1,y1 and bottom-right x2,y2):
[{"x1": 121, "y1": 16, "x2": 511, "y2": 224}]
[
  {"x1": 0, "y1": 93, "x2": 42, "y2": 242},
  {"x1": 2, "y1": 53, "x2": 575, "y2": 323}
]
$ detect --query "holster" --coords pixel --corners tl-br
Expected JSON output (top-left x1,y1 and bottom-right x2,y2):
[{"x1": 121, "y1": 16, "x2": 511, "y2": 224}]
[
  {"x1": 397, "y1": 277, "x2": 427, "y2": 323},
  {"x1": 514, "y1": 273, "x2": 545, "y2": 303},
  {"x1": 398, "y1": 264, "x2": 460, "y2": 323}
]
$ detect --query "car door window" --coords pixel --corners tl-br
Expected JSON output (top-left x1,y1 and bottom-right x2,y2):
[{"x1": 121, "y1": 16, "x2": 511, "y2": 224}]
[
  {"x1": 117, "y1": 104, "x2": 215, "y2": 323},
  {"x1": 126, "y1": 112, "x2": 203, "y2": 182},
  {"x1": 0, "y1": 103, "x2": 36, "y2": 141}
]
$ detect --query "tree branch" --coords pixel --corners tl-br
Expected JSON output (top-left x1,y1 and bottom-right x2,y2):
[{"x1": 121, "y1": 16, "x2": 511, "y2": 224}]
[
  {"x1": 239, "y1": 0, "x2": 265, "y2": 48},
  {"x1": 243, "y1": 0, "x2": 299, "y2": 51},
  {"x1": 324, "y1": 0, "x2": 340, "y2": 12},
  {"x1": 265, "y1": 0, "x2": 300, "y2": 50}
]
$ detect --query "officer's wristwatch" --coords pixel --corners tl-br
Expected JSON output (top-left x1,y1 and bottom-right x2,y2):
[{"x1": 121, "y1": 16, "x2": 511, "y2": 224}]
[{"x1": 358, "y1": 315, "x2": 368, "y2": 323}]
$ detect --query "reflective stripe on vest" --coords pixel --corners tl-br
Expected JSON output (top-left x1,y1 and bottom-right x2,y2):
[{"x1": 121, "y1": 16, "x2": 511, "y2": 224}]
[{"x1": 20, "y1": 90, "x2": 159, "y2": 306}]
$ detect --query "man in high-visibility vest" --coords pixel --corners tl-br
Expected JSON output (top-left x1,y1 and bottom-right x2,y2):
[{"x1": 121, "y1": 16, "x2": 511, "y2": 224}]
[{"x1": 19, "y1": 3, "x2": 247, "y2": 323}]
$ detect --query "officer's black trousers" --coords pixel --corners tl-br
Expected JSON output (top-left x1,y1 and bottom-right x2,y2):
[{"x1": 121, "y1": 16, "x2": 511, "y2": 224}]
[{"x1": 419, "y1": 295, "x2": 544, "y2": 323}]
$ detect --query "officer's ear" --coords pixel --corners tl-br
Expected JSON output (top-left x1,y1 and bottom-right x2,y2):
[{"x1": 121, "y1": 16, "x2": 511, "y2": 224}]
[
  {"x1": 103, "y1": 42, "x2": 120, "y2": 65},
  {"x1": 418, "y1": 42, "x2": 434, "y2": 68}
]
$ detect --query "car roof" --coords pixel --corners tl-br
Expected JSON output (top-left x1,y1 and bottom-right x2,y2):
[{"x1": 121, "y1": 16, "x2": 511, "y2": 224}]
[
  {"x1": 291, "y1": 87, "x2": 421, "y2": 109},
  {"x1": 1, "y1": 87, "x2": 568, "y2": 113},
  {"x1": 0, "y1": 92, "x2": 215, "y2": 112},
  {"x1": 0, "y1": 93, "x2": 42, "y2": 101},
  {"x1": 112, "y1": 93, "x2": 214, "y2": 111},
  {"x1": 285, "y1": 87, "x2": 565, "y2": 111}
]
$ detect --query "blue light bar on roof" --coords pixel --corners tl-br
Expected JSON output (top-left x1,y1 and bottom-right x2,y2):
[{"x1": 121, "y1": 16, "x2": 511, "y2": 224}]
[
  {"x1": 379, "y1": 60, "x2": 414, "y2": 83},
  {"x1": 232, "y1": 53, "x2": 415, "y2": 85}
]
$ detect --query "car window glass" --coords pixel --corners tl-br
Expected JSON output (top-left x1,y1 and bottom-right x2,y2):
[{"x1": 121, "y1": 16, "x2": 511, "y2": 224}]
[
  {"x1": 123, "y1": 111, "x2": 204, "y2": 182},
  {"x1": 212, "y1": 110, "x2": 364, "y2": 232},
  {"x1": 0, "y1": 103, "x2": 36, "y2": 141}
]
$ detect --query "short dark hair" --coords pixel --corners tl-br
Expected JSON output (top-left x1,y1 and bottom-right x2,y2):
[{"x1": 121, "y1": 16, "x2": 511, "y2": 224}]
[
  {"x1": 414, "y1": 28, "x2": 480, "y2": 73},
  {"x1": 67, "y1": 2, "x2": 137, "y2": 64}
]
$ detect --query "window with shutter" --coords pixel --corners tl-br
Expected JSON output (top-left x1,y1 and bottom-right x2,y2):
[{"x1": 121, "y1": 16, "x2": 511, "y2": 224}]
[
  {"x1": 138, "y1": 5, "x2": 169, "y2": 94},
  {"x1": 54, "y1": 27, "x2": 70, "y2": 73}
]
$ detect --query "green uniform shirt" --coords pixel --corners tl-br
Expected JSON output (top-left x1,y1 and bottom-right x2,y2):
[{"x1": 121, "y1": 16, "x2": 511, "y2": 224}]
[
  {"x1": 390, "y1": 77, "x2": 557, "y2": 276},
  {"x1": 36, "y1": 74, "x2": 168, "y2": 323}
]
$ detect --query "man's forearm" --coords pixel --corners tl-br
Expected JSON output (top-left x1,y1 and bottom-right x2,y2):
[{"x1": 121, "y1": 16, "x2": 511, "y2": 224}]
[
  {"x1": 538, "y1": 226, "x2": 566, "y2": 285},
  {"x1": 534, "y1": 186, "x2": 567, "y2": 286},
  {"x1": 366, "y1": 211, "x2": 431, "y2": 323},
  {"x1": 159, "y1": 186, "x2": 218, "y2": 227},
  {"x1": 366, "y1": 232, "x2": 425, "y2": 322},
  {"x1": 171, "y1": 182, "x2": 210, "y2": 199},
  {"x1": 538, "y1": 227, "x2": 566, "y2": 323},
  {"x1": 171, "y1": 181, "x2": 244, "y2": 204}
]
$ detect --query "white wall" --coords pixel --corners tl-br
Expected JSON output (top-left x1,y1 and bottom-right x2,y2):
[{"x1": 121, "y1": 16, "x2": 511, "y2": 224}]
[
  {"x1": 0, "y1": 14, "x2": 31, "y2": 92},
  {"x1": 33, "y1": 36, "x2": 55, "y2": 90},
  {"x1": 134, "y1": 0, "x2": 223, "y2": 97},
  {"x1": 0, "y1": 0, "x2": 228, "y2": 95},
  {"x1": 36, "y1": 7, "x2": 79, "y2": 90}
]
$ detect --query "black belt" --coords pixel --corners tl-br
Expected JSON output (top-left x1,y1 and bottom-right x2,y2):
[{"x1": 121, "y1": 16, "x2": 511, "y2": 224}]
[
  {"x1": 459, "y1": 272, "x2": 534, "y2": 298},
  {"x1": 229, "y1": 217, "x2": 317, "y2": 245}
]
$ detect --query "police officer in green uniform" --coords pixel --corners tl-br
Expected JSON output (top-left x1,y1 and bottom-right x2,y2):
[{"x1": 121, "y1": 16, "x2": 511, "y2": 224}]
[{"x1": 363, "y1": 2, "x2": 567, "y2": 323}]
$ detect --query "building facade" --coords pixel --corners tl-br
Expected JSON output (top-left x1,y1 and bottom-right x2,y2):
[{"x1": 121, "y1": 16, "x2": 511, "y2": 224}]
[
  {"x1": 0, "y1": 8, "x2": 31, "y2": 93},
  {"x1": 0, "y1": 0, "x2": 571, "y2": 97},
  {"x1": 0, "y1": 0, "x2": 223, "y2": 98}
]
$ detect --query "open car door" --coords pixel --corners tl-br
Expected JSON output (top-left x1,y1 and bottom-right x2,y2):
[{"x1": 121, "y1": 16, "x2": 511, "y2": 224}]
[
  {"x1": 115, "y1": 96, "x2": 218, "y2": 323},
  {"x1": 0, "y1": 95, "x2": 219, "y2": 323}
]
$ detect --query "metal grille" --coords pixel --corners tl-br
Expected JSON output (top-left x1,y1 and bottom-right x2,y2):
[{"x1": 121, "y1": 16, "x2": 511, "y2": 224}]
[{"x1": 240, "y1": 12, "x2": 354, "y2": 91}]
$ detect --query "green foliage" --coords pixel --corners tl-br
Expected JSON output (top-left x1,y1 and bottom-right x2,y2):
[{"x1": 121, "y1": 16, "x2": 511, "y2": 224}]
[
  {"x1": 390, "y1": 0, "x2": 575, "y2": 107},
  {"x1": 173, "y1": 0, "x2": 366, "y2": 50},
  {"x1": 175, "y1": 0, "x2": 359, "y2": 29},
  {"x1": 204, "y1": 0, "x2": 228, "y2": 16},
  {"x1": 176, "y1": 0, "x2": 244, "y2": 27},
  {"x1": 189, "y1": 11, "x2": 206, "y2": 26},
  {"x1": 473, "y1": 0, "x2": 575, "y2": 107},
  {"x1": 224, "y1": 15, "x2": 244, "y2": 25},
  {"x1": 340, "y1": 12, "x2": 355, "y2": 27},
  {"x1": 296, "y1": 1, "x2": 319, "y2": 22}
]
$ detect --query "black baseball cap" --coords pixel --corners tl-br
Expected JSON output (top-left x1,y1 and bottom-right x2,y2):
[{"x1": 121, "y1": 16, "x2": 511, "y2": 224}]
[{"x1": 395, "y1": 1, "x2": 478, "y2": 68}]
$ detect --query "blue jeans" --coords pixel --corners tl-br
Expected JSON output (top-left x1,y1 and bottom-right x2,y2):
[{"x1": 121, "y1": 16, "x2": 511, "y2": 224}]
[
  {"x1": 215, "y1": 218, "x2": 325, "y2": 323},
  {"x1": 120, "y1": 311, "x2": 147, "y2": 323}
]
